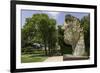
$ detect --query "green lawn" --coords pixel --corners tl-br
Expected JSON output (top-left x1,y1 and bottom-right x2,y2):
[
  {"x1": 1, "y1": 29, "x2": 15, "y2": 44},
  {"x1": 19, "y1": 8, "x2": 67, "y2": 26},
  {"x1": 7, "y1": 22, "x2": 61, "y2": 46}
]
[{"x1": 21, "y1": 54, "x2": 47, "y2": 63}]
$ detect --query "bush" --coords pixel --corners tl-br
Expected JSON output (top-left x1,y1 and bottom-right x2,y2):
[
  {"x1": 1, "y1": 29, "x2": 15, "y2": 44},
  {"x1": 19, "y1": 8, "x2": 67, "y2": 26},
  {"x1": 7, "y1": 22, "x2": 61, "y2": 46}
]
[
  {"x1": 21, "y1": 46, "x2": 33, "y2": 54},
  {"x1": 61, "y1": 44, "x2": 72, "y2": 54}
]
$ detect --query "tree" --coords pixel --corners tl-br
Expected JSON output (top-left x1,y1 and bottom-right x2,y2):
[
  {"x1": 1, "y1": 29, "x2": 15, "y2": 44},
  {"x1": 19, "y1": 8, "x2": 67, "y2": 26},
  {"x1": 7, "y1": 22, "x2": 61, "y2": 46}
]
[
  {"x1": 81, "y1": 15, "x2": 90, "y2": 55},
  {"x1": 21, "y1": 13, "x2": 57, "y2": 56},
  {"x1": 21, "y1": 18, "x2": 36, "y2": 48},
  {"x1": 47, "y1": 19, "x2": 57, "y2": 56},
  {"x1": 37, "y1": 14, "x2": 50, "y2": 55}
]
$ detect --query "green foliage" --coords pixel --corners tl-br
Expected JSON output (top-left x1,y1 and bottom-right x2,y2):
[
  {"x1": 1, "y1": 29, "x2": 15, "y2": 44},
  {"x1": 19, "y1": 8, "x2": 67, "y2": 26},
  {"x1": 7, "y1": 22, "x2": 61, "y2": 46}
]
[
  {"x1": 47, "y1": 19, "x2": 57, "y2": 56},
  {"x1": 81, "y1": 15, "x2": 90, "y2": 56},
  {"x1": 58, "y1": 25, "x2": 72, "y2": 55},
  {"x1": 81, "y1": 15, "x2": 90, "y2": 33},
  {"x1": 62, "y1": 45, "x2": 72, "y2": 54},
  {"x1": 21, "y1": 13, "x2": 57, "y2": 56},
  {"x1": 57, "y1": 25, "x2": 64, "y2": 55}
]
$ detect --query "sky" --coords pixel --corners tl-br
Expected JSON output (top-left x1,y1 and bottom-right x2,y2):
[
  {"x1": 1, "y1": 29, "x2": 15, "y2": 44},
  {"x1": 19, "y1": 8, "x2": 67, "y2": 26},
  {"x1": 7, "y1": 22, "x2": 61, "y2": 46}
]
[{"x1": 21, "y1": 10, "x2": 89, "y2": 27}]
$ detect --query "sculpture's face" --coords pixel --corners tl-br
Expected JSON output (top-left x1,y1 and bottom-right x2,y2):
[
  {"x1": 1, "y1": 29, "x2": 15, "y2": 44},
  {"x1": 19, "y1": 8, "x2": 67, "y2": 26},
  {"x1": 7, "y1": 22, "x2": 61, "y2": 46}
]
[
  {"x1": 63, "y1": 22, "x2": 73, "y2": 45},
  {"x1": 63, "y1": 21, "x2": 81, "y2": 46},
  {"x1": 62, "y1": 15, "x2": 82, "y2": 47}
]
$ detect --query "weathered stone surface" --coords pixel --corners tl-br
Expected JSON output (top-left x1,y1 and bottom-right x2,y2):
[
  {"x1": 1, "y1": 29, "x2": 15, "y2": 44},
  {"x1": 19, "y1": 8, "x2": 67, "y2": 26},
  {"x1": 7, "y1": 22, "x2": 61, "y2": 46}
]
[
  {"x1": 73, "y1": 33, "x2": 85, "y2": 56},
  {"x1": 63, "y1": 15, "x2": 86, "y2": 56}
]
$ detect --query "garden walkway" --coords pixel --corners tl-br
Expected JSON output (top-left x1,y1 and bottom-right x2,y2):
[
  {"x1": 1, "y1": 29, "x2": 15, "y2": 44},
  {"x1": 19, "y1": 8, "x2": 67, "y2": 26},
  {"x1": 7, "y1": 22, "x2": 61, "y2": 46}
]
[{"x1": 44, "y1": 56, "x2": 63, "y2": 62}]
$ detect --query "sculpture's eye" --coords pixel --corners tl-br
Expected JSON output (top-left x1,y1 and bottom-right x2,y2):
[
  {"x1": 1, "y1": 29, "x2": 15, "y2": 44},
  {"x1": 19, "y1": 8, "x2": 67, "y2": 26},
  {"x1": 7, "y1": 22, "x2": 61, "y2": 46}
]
[
  {"x1": 67, "y1": 25, "x2": 70, "y2": 28},
  {"x1": 67, "y1": 24, "x2": 72, "y2": 28}
]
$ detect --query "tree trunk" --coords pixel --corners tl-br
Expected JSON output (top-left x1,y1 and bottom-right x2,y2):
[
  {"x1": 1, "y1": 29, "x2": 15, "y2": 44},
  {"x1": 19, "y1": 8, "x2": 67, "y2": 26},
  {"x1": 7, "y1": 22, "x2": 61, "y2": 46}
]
[{"x1": 44, "y1": 40, "x2": 47, "y2": 56}]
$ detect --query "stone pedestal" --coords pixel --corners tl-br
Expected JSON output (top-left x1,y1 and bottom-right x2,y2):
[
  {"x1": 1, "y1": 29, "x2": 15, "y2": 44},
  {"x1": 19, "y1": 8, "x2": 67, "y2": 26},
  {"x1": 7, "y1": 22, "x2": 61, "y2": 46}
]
[{"x1": 63, "y1": 54, "x2": 89, "y2": 60}]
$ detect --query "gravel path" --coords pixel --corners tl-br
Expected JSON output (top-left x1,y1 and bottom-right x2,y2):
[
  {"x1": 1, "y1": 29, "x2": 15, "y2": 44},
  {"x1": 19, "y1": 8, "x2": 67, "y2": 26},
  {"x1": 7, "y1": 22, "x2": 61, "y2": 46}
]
[{"x1": 44, "y1": 56, "x2": 63, "y2": 62}]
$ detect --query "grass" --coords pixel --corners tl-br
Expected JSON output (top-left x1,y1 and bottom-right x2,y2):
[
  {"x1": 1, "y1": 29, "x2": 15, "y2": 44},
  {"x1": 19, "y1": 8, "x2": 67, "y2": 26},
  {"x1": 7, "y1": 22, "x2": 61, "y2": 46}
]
[{"x1": 21, "y1": 54, "x2": 48, "y2": 63}]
